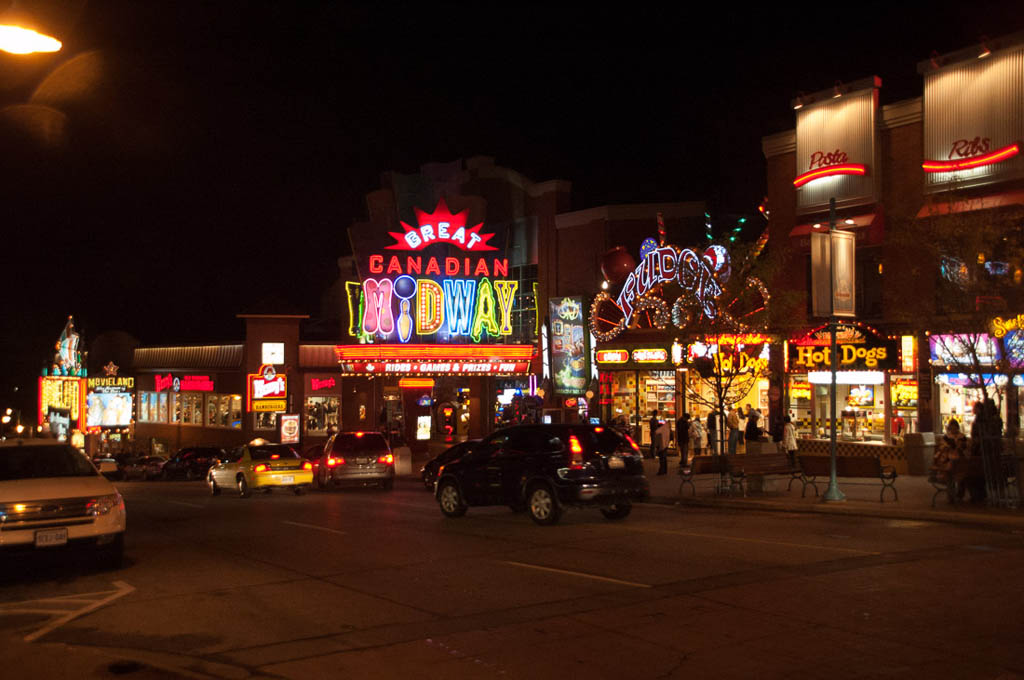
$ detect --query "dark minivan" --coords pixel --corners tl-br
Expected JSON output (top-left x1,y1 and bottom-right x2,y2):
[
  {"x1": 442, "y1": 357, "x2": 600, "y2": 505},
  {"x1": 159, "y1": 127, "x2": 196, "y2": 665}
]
[{"x1": 434, "y1": 424, "x2": 648, "y2": 525}]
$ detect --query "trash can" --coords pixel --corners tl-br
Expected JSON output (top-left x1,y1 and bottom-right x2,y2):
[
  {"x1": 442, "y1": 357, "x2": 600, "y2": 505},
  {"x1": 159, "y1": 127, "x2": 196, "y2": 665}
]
[{"x1": 903, "y1": 432, "x2": 935, "y2": 476}]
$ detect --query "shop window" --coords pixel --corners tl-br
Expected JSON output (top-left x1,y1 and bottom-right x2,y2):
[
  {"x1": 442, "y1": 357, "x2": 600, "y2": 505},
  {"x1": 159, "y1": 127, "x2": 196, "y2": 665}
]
[
  {"x1": 137, "y1": 392, "x2": 168, "y2": 423},
  {"x1": 511, "y1": 264, "x2": 538, "y2": 343},
  {"x1": 172, "y1": 393, "x2": 203, "y2": 426},
  {"x1": 205, "y1": 394, "x2": 242, "y2": 429},
  {"x1": 255, "y1": 411, "x2": 280, "y2": 431},
  {"x1": 305, "y1": 396, "x2": 339, "y2": 435}
]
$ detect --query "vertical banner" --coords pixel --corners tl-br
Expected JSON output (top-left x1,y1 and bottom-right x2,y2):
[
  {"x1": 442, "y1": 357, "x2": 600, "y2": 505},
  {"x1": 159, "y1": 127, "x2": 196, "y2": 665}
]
[
  {"x1": 831, "y1": 230, "x2": 856, "y2": 317},
  {"x1": 548, "y1": 297, "x2": 587, "y2": 395},
  {"x1": 810, "y1": 232, "x2": 832, "y2": 318},
  {"x1": 810, "y1": 231, "x2": 856, "y2": 318},
  {"x1": 279, "y1": 414, "x2": 300, "y2": 445}
]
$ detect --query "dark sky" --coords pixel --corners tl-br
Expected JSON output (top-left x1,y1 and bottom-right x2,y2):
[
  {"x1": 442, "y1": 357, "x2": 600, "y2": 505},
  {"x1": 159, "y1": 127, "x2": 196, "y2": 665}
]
[{"x1": 2, "y1": 1, "x2": 1022, "y2": 414}]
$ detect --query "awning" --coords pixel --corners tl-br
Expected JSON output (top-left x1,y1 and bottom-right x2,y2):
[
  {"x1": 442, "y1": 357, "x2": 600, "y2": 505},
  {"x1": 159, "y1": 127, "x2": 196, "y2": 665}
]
[
  {"x1": 133, "y1": 344, "x2": 243, "y2": 371},
  {"x1": 788, "y1": 211, "x2": 884, "y2": 244},
  {"x1": 916, "y1": 190, "x2": 1024, "y2": 218}
]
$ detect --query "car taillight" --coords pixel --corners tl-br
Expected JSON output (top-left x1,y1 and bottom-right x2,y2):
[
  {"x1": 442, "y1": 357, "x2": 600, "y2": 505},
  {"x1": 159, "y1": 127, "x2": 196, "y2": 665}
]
[
  {"x1": 625, "y1": 434, "x2": 640, "y2": 453},
  {"x1": 569, "y1": 434, "x2": 584, "y2": 469},
  {"x1": 303, "y1": 461, "x2": 312, "y2": 470},
  {"x1": 254, "y1": 464, "x2": 268, "y2": 473},
  {"x1": 327, "y1": 457, "x2": 344, "y2": 467},
  {"x1": 378, "y1": 453, "x2": 394, "y2": 465}
]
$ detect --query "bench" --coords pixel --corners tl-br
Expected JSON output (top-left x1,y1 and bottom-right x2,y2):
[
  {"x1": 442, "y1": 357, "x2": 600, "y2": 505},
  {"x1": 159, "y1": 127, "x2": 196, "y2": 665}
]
[
  {"x1": 723, "y1": 453, "x2": 802, "y2": 496},
  {"x1": 677, "y1": 455, "x2": 726, "y2": 496},
  {"x1": 800, "y1": 455, "x2": 898, "y2": 502}
]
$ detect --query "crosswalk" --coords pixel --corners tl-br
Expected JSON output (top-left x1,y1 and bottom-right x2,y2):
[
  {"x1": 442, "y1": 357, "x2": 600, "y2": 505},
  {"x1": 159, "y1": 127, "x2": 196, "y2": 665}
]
[{"x1": 0, "y1": 580, "x2": 135, "y2": 642}]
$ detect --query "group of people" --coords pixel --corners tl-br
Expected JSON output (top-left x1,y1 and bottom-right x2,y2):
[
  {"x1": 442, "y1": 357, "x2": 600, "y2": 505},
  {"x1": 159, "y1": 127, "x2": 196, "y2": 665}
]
[
  {"x1": 648, "y1": 404, "x2": 772, "y2": 475},
  {"x1": 931, "y1": 397, "x2": 1004, "y2": 504}
]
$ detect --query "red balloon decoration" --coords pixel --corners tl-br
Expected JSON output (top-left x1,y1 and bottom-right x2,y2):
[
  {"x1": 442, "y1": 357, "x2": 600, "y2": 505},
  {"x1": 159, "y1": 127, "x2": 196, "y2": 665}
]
[{"x1": 601, "y1": 246, "x2": 636, "y2": 285}]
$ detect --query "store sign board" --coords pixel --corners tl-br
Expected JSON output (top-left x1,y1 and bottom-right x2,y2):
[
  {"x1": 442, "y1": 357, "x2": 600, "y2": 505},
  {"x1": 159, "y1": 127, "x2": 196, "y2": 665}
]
[
  {"x1": 687, "y1": 341, "x2": 769, "y2": 375},
  {"x1": 309, "y1": 376, "x2": 338, "y2": 392},
  {"x1": 596, "y1": 349, "x2": 629, "y2": 364},
  {"x1": 247, "y1": 364, "x2": 288, "y2": 411},
  {"x1": 923, "y1": 44, "x2": 1024, "y2": 191},
  {"x1": 549, "y1": 297, "x2": 587, "y2": 395},
  {"x1": 632, "y1": 348, "x2": 667, "y2": 363},
  {"x1": 891, "y1": 378, "x2": 918, "y2": 408},
  {"x1": 789, "y1": 325, "x2": 899, "y2": 371},
  {"x1": 252, "y1": 399, "x2": 287, "y2": 413},
  {"x1": 349, "y1": 199, "x2": 517, "y2": 344},
  {"x1": 155, "y1": 374, "x2": 214, "y2": 392},
  {"x1": 87, "y1": 376, "x2": 135, "y2": 393},
  {"x1": 790, "y1": 380, "x2": 812, "y2": 400},
  {"x1": 928, "y1": 333, "x2": 1000, "y2": 366},
  {"x1": 795, "y1": 85, "x2": 876, "y2": 211},
  {"x1": 990, "y1": 314, "x2": 1024, "y2": 338},
  {"x1": 279, "y1": 414, "x2": 300, "y2": 444},
  {"x1": 39, "y1": 376, "x2": 84, "y2": 427}
]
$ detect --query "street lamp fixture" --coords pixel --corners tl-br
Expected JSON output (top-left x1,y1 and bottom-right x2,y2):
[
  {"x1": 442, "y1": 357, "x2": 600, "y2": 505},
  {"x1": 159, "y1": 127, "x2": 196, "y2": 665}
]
[{"x1": 0, "y1": 23, "x2": 61, "y2": 55}]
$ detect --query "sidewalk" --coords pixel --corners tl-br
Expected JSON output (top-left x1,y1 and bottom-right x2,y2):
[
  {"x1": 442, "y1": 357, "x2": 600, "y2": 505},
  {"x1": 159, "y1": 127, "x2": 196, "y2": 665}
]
[{"x1": 640, "y1": 455, "x2": 1024, "y2": 531}]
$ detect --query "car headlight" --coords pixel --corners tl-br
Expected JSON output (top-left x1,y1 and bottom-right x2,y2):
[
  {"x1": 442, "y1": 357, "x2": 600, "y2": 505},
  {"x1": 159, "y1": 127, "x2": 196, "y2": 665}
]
[{"x1": 89, "y1": 492, "x2": 122, "y2": 516}]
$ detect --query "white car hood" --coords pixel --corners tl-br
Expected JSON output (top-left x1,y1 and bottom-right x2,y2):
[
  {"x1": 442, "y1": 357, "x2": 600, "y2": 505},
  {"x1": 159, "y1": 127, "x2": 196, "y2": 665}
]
[{"x1": 0, "y1": 476, "x2": 117, "y2": 503}]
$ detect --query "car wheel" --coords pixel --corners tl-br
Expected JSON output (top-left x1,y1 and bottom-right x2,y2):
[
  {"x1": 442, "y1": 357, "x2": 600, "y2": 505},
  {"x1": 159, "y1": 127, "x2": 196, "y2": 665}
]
[
  {"x1": 98, "y1": 533, "x2": 124, "y2": 570},
  {"x1": 316, "y1": 469, "x2": 328, "y2": 490},
  {"x1": 293, "y1": 486, "x2": 305, "y2": 496},
  {"x1": 437, "y1": 480, "x2": 467, "y2": 517},
  {"x1": 526, "y1": 483, "x2": 561, "y2": 526},
  {"x1": 237, "y1": 475, "x2": 251, "y2": 498},
  {"x1": 208, "y1": 474, "x2": 221, "y2": 496},
  {"x1": 600, "y1": 502, "x2": 632, "y2": 520}
]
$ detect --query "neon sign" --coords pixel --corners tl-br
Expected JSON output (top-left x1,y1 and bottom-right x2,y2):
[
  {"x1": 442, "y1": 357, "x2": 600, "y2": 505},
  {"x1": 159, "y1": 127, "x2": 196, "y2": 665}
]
[
  {"x1": 590, "y1": 238, "x2": 769, "y2": 341},
  {"x1": 155, "y1": 374, "x2": 214, "y2": 392},
  {"x1": 793, "y1": 163, "x2": 868, "y2": 187},
  {"x1": 596, "y1": 350, "x2": 628, "y2": 363},
  {"x1": 247, "y1": 364, "x2": 288, "y2": 410},
  {"x1": 632, "y1": 349, "x2": 668, "y2": 363},
  {"x1": 310, "y1": 377, "x2": 337, "y2": 391},
  {"x1": 353, "y1": 199, "x2": 518, "y2": 343},
  {"x1": 991, "y1": 314, "x2": 1024, "y2": 339},
  {"x1": 923, "y1": 141, "x2": 1019, "y2": 173}
]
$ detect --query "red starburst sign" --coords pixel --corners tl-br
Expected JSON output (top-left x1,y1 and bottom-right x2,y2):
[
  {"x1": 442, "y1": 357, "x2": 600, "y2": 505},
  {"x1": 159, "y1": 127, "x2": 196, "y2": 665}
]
[{"x1": 386, "y1": 198, "x2": 497, "y2": 251}]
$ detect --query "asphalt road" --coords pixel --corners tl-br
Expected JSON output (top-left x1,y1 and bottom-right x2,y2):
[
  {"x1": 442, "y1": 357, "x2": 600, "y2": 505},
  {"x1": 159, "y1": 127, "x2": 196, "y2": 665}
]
[{"x1": 2, "y1": 477, "x2": 1024, "y2": 679}]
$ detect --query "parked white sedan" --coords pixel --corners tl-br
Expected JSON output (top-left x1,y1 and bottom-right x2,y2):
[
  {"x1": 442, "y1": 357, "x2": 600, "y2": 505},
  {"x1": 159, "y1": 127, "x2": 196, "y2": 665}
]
[{"x1": 0, "y1": 440, "x2": 126, "y2": 566}]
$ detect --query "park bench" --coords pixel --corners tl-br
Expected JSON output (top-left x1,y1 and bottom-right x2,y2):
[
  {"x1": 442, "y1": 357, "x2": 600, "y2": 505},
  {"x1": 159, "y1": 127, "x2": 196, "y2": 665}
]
[
  {"x1": 723, "y1": 453, "x2": 802, "y2": 497},
  {"x1": 677, "y1": 455, "x2": 726, "y2": 496},
  {"x1": 800, "y1": 455, "x2": 898, "y2": 502}
]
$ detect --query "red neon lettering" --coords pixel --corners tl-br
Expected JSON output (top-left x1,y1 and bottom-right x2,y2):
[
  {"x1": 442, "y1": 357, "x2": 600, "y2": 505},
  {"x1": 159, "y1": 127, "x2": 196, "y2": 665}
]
[
  {"x1": 493, "y1": 259, "x2": 508, "y2": 277},
  {"x1": 473, "y1": 259, "x2": 489, "y2": 276},
  {"x1": 369, "y1": 254, "x2": 384, "y2": 274},
  {"x1": 425, "y1": 258, "x2": 441, "y2": 276},
  {"x1": 406, "y1": 256, "x2": 421, "y2": 274},
  {"x1": 386, "y1": 256, "x2": 402, "y2": 274},
  {"x1": 445, "y1": 258, "x2": 460, "y2": 275},
  {"x1": 808, "y1": 149, "x2": 848, "y2": 169}
]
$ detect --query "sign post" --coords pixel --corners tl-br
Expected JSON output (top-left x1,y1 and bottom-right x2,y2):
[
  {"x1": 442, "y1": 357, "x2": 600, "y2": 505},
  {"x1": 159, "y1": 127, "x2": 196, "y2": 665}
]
[{"x1": 811, "y1": 198, "x2": 856, "y2": 502}]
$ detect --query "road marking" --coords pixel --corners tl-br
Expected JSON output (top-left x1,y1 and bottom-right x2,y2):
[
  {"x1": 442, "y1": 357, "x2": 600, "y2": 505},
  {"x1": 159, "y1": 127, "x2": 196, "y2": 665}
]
[
  {"x1": 502, "y1": 561, "x2": 652, "y2": 588},
  {"x1": 0, "y1": 580, "x2": 137, "y2": 642},
  {"x1": 627, "y1": 527, "x2": 880, "y2": 555},
  {"x1": 167, "y1": 500, "x2": 204, "y2": 508},
  {"x1": 281, "y1": 520, "x2": 346, "y2": 535}
]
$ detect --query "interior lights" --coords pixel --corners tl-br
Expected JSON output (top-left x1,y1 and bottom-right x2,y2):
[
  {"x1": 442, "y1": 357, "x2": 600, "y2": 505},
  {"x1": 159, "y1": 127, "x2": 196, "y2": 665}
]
[
  {"x1": 832, "y1": 80, "x2": 843, "y2": 98},
  {"x1": 978, "y1": 37, "x2": 991, "y2": 59},
  {"x1": 844, "y1": 218, "x2": 855, "y2": 226}
]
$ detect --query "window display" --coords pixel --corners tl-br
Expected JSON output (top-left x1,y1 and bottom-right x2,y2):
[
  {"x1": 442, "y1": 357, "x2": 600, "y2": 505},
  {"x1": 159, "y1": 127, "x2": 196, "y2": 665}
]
[
  {"x1": 206, "y1": 394, "x2": 242, "y2": 429},
  {"x1": 305, "y1": 396, "x2": 340, "y2": 435}
]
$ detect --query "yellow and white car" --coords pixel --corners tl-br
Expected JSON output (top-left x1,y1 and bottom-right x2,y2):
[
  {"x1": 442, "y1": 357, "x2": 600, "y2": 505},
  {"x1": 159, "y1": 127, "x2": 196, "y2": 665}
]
[{"x1": 207, "y1": 440, "x2": 312, "y2": 498}]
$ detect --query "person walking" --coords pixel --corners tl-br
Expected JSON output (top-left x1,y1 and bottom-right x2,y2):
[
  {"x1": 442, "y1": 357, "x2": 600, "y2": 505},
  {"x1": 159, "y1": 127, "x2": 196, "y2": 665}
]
[
  {"x1": 676, "y1": 412, "x2": 691, "y2": 466},
  {"x1": 782, "y1": 415, "x2": 798, "y2": 466},
  {"x1": 706, "y1": 411, "x2": 717, "y2": 455},
  {"x1": 654, "y1": 418, "x2": 671, "y2": 475},
  {"x1": 727, "y1": 406, "x2": 740, "y2": 455},
  {"x1": 647, "y1": 410, "x2": 659, "y2": 459}
]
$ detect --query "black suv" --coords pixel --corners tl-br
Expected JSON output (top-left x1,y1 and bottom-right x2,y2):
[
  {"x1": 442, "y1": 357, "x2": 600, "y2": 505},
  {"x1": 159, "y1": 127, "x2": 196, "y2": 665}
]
[{"x1": 434, "y1": 424, "x2": 648, "y2": 525}]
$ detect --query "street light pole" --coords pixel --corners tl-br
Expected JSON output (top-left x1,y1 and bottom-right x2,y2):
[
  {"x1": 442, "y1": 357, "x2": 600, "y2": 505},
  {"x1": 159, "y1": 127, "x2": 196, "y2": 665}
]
[{"x1": 823, "y1": 198, "x2": 846, "y2": 502}]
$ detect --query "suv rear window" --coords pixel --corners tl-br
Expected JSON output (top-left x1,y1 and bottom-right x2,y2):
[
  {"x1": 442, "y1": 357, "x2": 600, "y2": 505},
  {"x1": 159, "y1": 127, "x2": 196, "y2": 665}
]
[
  {"x1": 0, "y1": 445, "x2": 98, "y2": 480},
  {"x1": 250, "y1": 445, "x2": 301, "y2": 461},
  {"x1": 573, "y1": 427, "x2": 633, "y2": 456},
  {"x1": 331, "y1": 433, "x2": 389, "y2": 453}
]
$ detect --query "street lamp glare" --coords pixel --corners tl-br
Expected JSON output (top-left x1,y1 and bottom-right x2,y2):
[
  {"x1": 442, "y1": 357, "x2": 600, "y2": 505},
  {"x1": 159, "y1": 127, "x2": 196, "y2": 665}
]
[{"x1": 0, "y1": 24, "x2": 62, "y2": 54}]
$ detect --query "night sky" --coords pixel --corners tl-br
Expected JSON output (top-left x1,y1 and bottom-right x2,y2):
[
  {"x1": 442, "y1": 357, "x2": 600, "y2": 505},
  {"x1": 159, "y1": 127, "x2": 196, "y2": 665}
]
[{"x1": 2, "y1": 1, "x2": 1022, "y2": 415}]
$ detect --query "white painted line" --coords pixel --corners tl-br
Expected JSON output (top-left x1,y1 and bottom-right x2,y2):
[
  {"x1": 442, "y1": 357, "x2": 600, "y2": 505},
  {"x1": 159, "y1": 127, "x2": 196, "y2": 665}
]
[
  {"x1": 281, "y1": 520, "x2": 346, "y2": 535},
  {"x1": 628, "y1": 526, "x2": 880, "y2": 555},
  {"x1": 24, "y1": 580, "x2": 135, "y2": 642},
  {"x1": 502, "y1": 561, "x2": 652, "y2": 588},
  {"x1": 167, "y1": 500, "x2": 204, "y2": 509}
]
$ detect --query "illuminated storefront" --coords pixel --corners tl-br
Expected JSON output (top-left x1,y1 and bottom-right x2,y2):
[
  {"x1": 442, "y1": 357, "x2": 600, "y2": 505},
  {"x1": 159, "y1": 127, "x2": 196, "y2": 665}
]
[
  {"x1": 38, "y1": 317, "x2": 86, "y2": 443},
  {"x1": 679, "y1": 334, "x2": 772, "y2": 429},
  {"x1": 85, "y1": 372, "x2": 135, "y2": 453},
  {"x1": 595, "y1": 344, "x2": 677, "y2": 446},
  {"x1": 786, "y1": 324, "x2": 911, "y2": 443},
  {"x1": 343, "y1": 198, "x2": 537, "y2": 450}
]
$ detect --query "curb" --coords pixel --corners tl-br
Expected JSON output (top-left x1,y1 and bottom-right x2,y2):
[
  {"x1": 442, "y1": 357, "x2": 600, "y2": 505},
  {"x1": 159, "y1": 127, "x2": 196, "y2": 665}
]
[{"x1": 645, "y1": 493, "x2": 1024, "y2": 531}]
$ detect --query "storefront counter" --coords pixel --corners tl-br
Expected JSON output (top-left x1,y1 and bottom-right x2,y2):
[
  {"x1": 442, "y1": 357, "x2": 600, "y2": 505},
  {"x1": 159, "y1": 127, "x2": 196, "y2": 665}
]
[{"x1": 796, "y1": 438, "x2": 907, "y2": 475}]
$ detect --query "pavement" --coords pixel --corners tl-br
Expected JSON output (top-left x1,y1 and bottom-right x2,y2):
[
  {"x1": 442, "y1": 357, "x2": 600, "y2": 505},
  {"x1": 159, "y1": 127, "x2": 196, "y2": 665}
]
[{"x1": 640, "y1": 453, "x2": 1024, "y2": 531}]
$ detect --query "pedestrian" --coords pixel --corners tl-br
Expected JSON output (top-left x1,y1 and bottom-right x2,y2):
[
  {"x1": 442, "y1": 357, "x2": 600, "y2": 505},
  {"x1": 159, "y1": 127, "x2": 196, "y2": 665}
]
[
  {"x1": 654, "y1": 418, "x2": 671, "y2": 475},
  {"x1": 676, "y1": 412, "x2": 691, "y2": 465},
  {"x1": 647, "y1": 409, "x2": 659, "y2": 459},
  {"x1": 689, "y1": 413, "x2": 705, "y2": 457},
  {"x1": 727, "y1": 406, "x2": 740, "y2": 455},
  {"x1": 706, "y1": 411, "x2": 717, "y2": 455},
  {"x1": 744, "y1": 407, "x2": 762, "y2": 442},
  {"x1": 782, "y1": 415, "x2": 798, "y2": 466}
]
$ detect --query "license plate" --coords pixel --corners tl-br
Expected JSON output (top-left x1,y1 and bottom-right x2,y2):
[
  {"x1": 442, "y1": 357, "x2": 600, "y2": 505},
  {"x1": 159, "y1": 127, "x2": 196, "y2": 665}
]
[
  {"x1": 608, "y1": 456, "x2": 625, "y2": 469},
  {"x1": 35, "y1": 528, "x2": 68, "y2": 547},
  {"x1": 279, "y1": 475, "x2": 294, "y2": 484}
]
